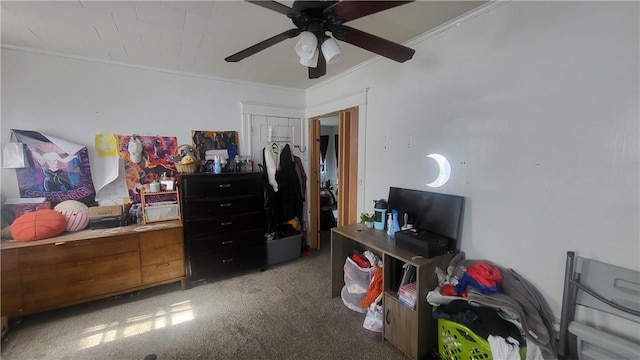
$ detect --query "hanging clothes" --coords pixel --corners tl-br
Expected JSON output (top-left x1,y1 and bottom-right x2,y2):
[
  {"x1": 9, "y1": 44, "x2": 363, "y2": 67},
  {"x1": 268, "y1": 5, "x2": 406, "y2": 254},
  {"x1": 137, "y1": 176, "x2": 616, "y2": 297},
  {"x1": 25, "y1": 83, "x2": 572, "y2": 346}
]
[
  {"x1": 275, "y1": 144, "x2": 303, "y2": 224},
  {"x1": 293, "y1": 155, "x2": 307, "y2": 201},
  {"x1": 263, "y1": 145, "x2": 279, "y2": 192}
]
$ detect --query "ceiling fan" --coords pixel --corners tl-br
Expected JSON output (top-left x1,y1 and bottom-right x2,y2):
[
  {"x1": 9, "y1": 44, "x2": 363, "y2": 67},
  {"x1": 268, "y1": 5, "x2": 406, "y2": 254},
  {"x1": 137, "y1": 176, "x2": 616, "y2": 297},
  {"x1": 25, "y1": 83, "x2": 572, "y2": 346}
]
[{"x1": 225, "y1": 0, "x2": 416, "y2": 79}]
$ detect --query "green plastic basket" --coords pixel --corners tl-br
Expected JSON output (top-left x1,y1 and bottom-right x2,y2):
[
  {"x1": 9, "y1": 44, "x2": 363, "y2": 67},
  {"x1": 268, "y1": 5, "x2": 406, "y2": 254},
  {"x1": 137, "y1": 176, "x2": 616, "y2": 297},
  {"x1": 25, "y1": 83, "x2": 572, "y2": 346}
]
[{"x1": 438, "y1": 318, "x2": 526, "y2": 360}]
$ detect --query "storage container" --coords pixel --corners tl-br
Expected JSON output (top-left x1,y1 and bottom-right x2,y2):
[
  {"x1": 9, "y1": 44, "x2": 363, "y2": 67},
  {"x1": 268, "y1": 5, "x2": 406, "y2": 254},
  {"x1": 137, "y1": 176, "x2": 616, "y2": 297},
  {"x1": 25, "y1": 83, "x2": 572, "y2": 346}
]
[
  {"x1": 438, "y1": 317, "x2": 526, "y2": 360},
  {"x1": 144, "y1": 204, "x2": 179, "y2": 223},
  {"x1": 266, "y1": 233, "x2": 301, "y2": 266}
]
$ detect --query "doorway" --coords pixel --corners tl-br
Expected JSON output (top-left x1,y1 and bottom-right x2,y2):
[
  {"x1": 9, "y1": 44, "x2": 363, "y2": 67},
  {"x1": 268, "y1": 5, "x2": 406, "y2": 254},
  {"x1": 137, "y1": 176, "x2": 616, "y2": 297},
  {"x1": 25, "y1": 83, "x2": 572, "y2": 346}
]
[{"x1": 308, "y1": 107, "x2": 359, "y2": 249}]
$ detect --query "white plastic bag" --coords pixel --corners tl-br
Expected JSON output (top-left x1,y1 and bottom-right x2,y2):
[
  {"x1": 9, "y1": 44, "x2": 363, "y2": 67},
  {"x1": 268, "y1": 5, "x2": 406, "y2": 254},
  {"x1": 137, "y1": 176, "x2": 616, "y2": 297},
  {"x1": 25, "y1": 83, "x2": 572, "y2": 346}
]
[
  {"x1": 2, "y1": 132, "x2": 27, "y2": 169},
  {"x1": 363, "y1": 303, "x2": 383, "y2": 332}
]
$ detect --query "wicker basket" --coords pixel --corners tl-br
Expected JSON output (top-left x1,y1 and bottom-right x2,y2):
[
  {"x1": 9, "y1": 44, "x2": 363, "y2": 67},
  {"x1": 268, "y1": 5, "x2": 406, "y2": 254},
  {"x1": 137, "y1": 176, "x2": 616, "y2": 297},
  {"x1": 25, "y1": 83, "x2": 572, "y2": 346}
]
[
  {"x1": 175, "y1": 161, "x2": 198, "y2": 174},
  {"x1": 438, "y1": 318, "x2": 526, "y2": 360},
  {"x1": 174, "y1": 144, "x2": 199, "y2": 173}
]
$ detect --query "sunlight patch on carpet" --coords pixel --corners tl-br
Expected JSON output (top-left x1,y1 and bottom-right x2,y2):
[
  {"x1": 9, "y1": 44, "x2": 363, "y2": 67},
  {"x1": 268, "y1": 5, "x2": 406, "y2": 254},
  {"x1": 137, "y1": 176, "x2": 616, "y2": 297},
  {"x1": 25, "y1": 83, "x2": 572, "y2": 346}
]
[{"x1": 77, "y1": 300, "x2": 194, "y2": 350}]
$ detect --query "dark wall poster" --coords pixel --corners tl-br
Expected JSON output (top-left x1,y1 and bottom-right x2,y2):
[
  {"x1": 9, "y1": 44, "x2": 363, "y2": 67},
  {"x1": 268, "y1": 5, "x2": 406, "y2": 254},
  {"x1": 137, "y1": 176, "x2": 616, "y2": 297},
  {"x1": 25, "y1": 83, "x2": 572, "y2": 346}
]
[{"x1": 12, "y1": 129, "x2": 96, "y2": 206}]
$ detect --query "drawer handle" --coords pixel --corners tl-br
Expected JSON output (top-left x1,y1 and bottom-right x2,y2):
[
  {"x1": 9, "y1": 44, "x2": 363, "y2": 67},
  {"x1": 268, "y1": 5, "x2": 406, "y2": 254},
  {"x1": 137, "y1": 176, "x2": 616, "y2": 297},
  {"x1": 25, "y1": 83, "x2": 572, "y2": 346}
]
[
  {"x1": 221, "y1": 240, "x2": 233, "y2": 245},
  {"x1": 219, "y1": 184, "x2": 231, "y2": 188},
  {"x1": 386, "y1": 309, "x2": 390, "y2": 325},
  {"x1": 54, "y1": 242, "x2": 67, "y2": 246},
  {"x1": 222, "y1": 258, "x2": 234, "y2": 263},
  {"x1": 219, "y1": 203, "x2": 232, "y2": 207},
  {"x1": 76, "y1": 260, "x2": 94, "y2": 266},
  {"x1": 158, "y1": 263, "x2": 170, "y2": 268},
  {"x1": 221, "y1": 221, "x2": 233, "y2": 226},
  {"x1": 79, "y1": 279, "x2": 95, "y2": 284}
]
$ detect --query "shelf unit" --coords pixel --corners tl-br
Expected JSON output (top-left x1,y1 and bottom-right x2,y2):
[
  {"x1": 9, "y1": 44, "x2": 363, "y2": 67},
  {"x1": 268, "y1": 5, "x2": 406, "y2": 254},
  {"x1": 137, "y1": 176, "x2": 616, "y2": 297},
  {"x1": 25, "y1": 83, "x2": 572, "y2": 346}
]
[
  {"x1": 140, "y1": 189, "x2": 181, "y2": 224},
  {"x1": 331, "y1": 224, "x2": 454, "y2": 360}
]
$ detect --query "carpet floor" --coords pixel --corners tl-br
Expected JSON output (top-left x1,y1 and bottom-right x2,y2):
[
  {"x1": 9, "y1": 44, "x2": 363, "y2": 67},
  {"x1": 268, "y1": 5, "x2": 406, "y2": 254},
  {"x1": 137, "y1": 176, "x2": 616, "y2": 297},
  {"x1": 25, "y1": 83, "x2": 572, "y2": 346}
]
[{"x1": 0, "y1": 233, "x2": 408, "y2": 360}]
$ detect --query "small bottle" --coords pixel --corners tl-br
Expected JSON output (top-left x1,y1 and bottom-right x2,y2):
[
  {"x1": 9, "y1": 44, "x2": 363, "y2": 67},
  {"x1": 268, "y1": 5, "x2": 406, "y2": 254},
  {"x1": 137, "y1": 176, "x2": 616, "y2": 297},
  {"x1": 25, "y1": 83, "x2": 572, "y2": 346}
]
[
  {"x1": 136, "y1": 206, "x2": 144, "y2": 224},
  {"x1": 213, "y1": 155, "x2": 221, "y2": 174},
  {"x1": 234, "y1": 155, "x2": 241, "y2": 172},
  {"x1": 391, "y1": 210, "x2": 401, "y2": 238}
]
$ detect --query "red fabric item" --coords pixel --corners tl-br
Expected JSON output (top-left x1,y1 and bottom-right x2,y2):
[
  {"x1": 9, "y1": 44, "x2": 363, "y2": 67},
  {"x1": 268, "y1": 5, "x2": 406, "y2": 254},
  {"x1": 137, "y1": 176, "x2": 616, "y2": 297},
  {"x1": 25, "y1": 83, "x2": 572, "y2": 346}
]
[
  {"x1": 466, "y1": 262, "x2": 503, "y2": 288},
  {"x1": 441, "y1": 284, "x2": 467, "y2": 297},
  {"x1": 441, "y1": 284, "x2": 457, "y2": 296},
  {"x1": 360, "y1": 266, "x2": 383, "y2": 308},
  {"x1": 351, "y1": 253, "x2": 371, "y2": 268}
]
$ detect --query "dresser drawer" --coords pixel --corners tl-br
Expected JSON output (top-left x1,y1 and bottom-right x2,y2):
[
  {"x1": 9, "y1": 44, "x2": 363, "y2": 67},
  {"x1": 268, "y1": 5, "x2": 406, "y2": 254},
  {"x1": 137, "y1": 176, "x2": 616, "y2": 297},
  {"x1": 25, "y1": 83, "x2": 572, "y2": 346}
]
[
  {"x1": 1, "y1": 249, "x2": 20, "y2": 293},
  {"x1": 188, "y1": 254, "x2": 239, "y2": 280},
  {"x1": 23, "y1": 267, "x2": 141, "y2": 310},
  {"x1": 186, "y1": 229, "x2": 263, "y2": 257},
  {"x1": 139, "y1": 227, "x2": 184, "y2": 267},
  {"x1": 141, "y1": 259, "x2": 184, "y2": 284},
  {"x1": 1, "y1": 249, "x2": 18, "y2": 271},
  {"x1": 1, "y1": 291, "x2": 23, "y2": 316},
  {"x1": 182, "y1": 195, "x2": 262, "y2": 219},
  {"x1": 184, "y1": 211, "x2": 263, "y2": 238},
  {"x1": 18, "y1": 235, "x2": 139, "y2": 267},
  {"x1": 21, "y1": 251, "x2": 141, "y2": 286},
  {"x1": 238, "y1": 245, "x2": 266, "y2": 269},
  {"x1": 181, "y1": 174, "x2": 261, "y2": 199}
]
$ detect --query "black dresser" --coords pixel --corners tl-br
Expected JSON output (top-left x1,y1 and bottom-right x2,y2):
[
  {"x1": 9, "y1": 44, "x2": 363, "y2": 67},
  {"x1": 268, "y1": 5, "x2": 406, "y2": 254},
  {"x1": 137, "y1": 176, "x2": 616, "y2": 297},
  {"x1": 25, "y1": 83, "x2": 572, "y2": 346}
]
[{"x1": 179, "y1": 172, "x2": 265, "y2": 286}]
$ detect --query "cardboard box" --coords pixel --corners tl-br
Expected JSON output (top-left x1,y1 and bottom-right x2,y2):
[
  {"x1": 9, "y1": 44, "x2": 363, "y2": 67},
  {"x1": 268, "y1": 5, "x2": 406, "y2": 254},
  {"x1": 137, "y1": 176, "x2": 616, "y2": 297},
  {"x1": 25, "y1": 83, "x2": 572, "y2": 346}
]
[{"x1": 88, "y1": 205, "x2": 123, "y2": 219}]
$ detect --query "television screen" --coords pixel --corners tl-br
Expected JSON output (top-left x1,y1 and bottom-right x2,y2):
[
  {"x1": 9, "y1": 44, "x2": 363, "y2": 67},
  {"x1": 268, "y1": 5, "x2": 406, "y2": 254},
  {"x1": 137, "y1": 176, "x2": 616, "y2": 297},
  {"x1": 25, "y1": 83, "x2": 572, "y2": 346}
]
[{"x1": 387, "y1": 187, "x2": 464, "y2": 243}]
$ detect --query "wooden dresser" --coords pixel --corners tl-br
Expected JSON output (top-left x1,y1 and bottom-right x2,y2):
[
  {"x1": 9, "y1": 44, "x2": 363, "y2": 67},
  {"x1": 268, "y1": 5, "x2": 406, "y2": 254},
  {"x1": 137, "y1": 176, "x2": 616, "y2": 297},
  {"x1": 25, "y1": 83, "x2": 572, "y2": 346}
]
[
  {"x1": 180, "y1": 172, "x2": 265, "y2": 286},
  {"x1": 1, "y1": 220, "x2": 185, "y2": 318}
]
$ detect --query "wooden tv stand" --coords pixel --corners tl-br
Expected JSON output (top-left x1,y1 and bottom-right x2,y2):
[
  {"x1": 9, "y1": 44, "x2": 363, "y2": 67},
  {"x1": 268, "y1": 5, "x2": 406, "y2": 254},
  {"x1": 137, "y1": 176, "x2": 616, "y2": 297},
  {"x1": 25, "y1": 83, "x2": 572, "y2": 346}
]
[
  {"x1": 1, "y1": 220, "x2": 185, "y2": 318},
  {"x1": 331, "y1": 224, "x2": 454, "y2": 360}
]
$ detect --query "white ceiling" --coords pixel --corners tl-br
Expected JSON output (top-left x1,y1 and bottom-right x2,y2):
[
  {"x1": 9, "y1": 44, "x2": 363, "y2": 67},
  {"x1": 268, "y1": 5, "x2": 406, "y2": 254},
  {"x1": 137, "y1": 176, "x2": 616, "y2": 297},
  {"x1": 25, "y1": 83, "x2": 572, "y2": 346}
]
[{"x1": 1, "y1": 1, "x2": 487, "y2": 89}]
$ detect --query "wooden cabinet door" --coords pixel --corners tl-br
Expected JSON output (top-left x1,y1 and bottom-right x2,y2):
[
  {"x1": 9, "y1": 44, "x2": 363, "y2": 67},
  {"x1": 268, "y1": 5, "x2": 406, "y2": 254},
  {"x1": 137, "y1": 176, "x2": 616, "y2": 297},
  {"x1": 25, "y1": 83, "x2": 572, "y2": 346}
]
[
  {"x1": 139, "y1": 227, "x2": 184, "y2": 284},
  {"x1": 384, "y1": 294, "x2": 418, "y2": 359}
]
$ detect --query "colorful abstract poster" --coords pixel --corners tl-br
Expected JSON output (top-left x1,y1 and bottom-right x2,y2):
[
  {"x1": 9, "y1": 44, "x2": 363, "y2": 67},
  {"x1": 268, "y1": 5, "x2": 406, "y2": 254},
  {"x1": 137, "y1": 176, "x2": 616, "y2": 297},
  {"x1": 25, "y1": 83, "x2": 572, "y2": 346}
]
[
  {"x1": 192, "y1": 130, "x2": 239, "y2": 161},
  {"x1": 13, "y1": 129, "x2": 97, "y2": 206},
  {"x1": 117, "y1": 134, "x2": 178, "y2": 203}
]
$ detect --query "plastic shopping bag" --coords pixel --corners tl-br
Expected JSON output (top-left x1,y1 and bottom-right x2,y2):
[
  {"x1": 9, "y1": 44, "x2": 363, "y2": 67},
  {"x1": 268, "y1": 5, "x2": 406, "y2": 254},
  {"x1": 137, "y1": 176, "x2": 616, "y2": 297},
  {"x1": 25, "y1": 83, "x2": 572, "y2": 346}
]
[{"x1": 363, "y1": 303, "x2": 383, "y2": 332}]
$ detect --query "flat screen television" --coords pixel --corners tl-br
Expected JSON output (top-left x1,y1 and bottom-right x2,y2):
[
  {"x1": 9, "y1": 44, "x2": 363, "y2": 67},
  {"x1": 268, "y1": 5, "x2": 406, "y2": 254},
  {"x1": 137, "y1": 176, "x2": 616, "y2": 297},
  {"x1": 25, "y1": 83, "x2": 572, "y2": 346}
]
[{"x1": 387, "y1": 187, "x2": 465, "y2": 247}]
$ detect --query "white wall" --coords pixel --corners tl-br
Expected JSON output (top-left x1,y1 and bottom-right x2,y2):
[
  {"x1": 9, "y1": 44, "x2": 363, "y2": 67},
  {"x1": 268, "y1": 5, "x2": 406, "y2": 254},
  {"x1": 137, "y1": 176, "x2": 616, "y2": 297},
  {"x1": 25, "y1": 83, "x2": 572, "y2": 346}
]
[
  {"x1": 307, "y1": 1, "x2": 639, "y2": 319},
  {"x1": 1, "y1": 49, "x2": 305, "y2": 199}
]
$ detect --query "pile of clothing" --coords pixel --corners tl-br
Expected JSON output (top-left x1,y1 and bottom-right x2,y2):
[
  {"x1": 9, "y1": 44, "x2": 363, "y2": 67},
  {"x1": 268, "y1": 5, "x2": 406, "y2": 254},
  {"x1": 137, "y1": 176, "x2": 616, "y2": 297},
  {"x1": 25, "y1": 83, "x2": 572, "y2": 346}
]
[{"x1": 427, "y1": 254, "x2": 557, "y2": 360}]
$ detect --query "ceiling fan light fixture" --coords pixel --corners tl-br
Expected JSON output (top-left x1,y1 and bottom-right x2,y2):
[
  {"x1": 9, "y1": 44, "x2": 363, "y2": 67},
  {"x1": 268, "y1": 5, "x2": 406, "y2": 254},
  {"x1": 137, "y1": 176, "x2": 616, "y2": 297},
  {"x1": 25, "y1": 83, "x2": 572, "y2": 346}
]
[
  {"x1": 295, "y1": 31, "x2": 318, "y2": 60},
  {"x1": 300, "y1": 48, "x2": 319, "y2": 67},
  {"x1": 321, "y1": 37, "x2": 342, "y2": 64}
]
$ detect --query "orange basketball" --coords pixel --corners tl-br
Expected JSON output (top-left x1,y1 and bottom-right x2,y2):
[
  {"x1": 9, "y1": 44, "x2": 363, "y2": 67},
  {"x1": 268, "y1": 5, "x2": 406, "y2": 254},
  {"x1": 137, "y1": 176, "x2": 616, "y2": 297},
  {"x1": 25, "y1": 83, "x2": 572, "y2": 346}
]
[{"x1": 11, "y1": 209, "x2": 67, "y2": 242}]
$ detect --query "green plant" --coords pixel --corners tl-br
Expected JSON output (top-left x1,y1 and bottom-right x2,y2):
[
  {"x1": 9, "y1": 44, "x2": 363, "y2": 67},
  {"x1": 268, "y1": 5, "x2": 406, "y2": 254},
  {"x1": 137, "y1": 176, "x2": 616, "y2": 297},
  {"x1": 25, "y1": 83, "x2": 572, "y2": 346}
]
[{"x1": 360, "y1": 212, "x2": 374, "y2": 224}]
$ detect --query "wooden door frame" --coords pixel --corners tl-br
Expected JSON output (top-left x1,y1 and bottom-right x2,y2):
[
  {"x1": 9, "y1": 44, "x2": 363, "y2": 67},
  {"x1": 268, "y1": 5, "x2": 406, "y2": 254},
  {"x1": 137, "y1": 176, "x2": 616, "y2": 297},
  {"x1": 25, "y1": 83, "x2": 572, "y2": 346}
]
[{"x1": 308, "y1": 107, "x2": 359, "y2": 249}]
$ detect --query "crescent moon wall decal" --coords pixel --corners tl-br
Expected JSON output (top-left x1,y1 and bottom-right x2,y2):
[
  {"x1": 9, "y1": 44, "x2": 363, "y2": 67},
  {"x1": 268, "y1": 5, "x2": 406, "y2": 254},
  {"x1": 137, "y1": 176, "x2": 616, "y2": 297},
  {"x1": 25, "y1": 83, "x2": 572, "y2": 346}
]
[{"x1": 426, "y1": 153, "x2": 451, "y2": 187}]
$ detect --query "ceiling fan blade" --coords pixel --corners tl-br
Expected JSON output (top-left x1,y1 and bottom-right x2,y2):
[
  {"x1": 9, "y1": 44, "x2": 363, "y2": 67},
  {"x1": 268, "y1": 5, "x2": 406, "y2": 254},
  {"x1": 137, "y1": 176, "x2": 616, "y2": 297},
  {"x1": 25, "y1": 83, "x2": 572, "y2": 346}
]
[
  {"x1": 325, "y1": 1, "x2": 414, "y2": 23},
  {"x1": 225, "y1": 29, "x2": 301, "y2": 62},
  {"x1": 333, "y1": 25, "x2": 415, "y2": 63},
  {"x1": 246, "y1": 0, "x2": 295, "y2": 16},
  {"x1": 309, "y1": 52, "x2": 326, "y2": 79}
]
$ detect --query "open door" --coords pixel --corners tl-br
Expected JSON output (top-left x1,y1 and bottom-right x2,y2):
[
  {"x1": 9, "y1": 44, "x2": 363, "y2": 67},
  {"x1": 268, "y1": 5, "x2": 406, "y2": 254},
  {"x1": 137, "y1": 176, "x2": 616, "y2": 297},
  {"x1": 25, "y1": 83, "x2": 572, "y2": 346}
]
[
  {"x1": 337, "y1": 108, "x2": 358, "y2": 226},
  {"x1": 308, "y1": 119, "x2": 321, "y2": 249},
  {"x1": 308, "y1": 107, "x2": 359, "y2": 249}
]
